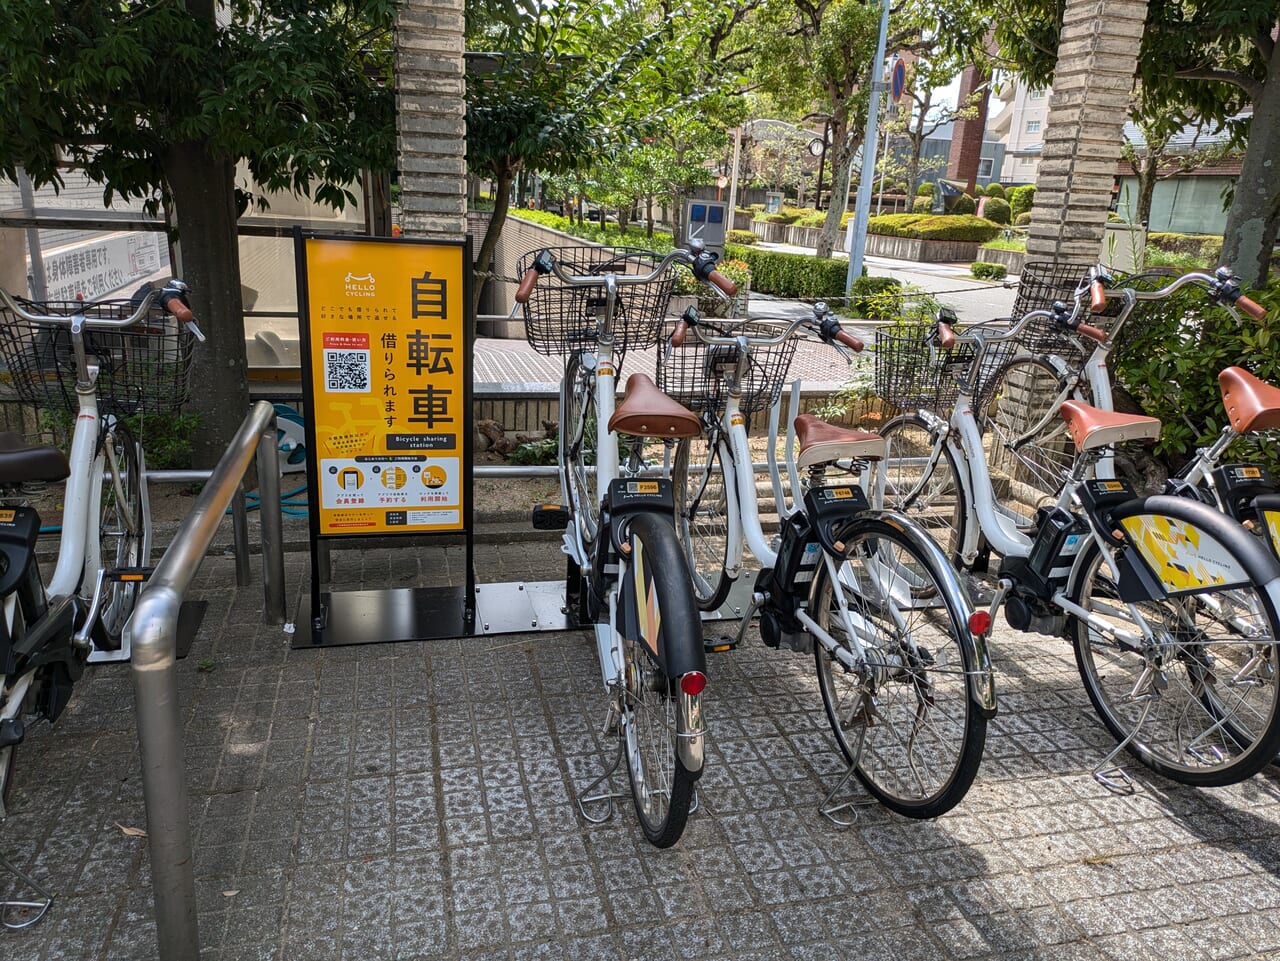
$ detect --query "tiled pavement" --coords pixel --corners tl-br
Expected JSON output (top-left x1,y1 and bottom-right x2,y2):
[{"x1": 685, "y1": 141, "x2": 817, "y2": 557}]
[{"x1": 6, "y1": 533, "x2": 1280, "y2": 960}]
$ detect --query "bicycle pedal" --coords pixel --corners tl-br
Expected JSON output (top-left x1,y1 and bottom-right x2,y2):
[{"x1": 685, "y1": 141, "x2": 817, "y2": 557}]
[
  {"x1": 107, "y1": 566, "x2": 154, "y2": 583},
  {"x1": 532, "y1": 505, "x2": 570, "y2": 530},
  {"x1": 704, "y1": 635, "x2": 738, "y2": 654}
]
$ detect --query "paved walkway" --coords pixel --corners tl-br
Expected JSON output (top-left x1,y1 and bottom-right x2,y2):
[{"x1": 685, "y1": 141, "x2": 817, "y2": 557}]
[{"x1": 6, "y1": 538, "x2": 1280, "y2": 960}]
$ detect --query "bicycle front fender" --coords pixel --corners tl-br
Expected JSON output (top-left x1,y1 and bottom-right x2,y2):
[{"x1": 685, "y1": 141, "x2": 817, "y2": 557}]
[{"x1": 853, "y1": 509, "x2": 998, "y2": 719}]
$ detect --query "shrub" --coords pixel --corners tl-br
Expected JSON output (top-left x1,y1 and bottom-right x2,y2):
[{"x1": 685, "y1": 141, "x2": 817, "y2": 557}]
[
  {"x1": 911, "y1": 196, "x2": 933, "y2": 213},
  {"x1": 984, "y1": 183, "x2": 1006, "y2": 199},
  {"x1": 1014, "y1": 211, "x2": 1032, "y2": 226},
  {"x1": 850, "y1": 276, "x2": 903, "y2": 318},
  {"x1": 726, "y1": 229, "x2": 758, "y2": 245},
  {"x1": 972, "y1": 184, "x2": 986, "y2": 197},
  {"x1": 764, "y1": 212, "x2": 799, "y2": 224},
  {"x1": 1009, "y1": 184, "x2": 1036, "y2": 219},
  {"x1": 794, "y1": 213, "x2": 826, "y2": 228},
  {"x1": 508, "y1": 208, "x2": 677, "y2": 250},
  {"x1": 981, "y1": 196, "x2": 1011, "y2": 225},
  {"x1": 916, "y1": 181, "x2": 935, "y2": 196},
  {"x1": 970, "y1": 261, "x2": 1007, "y2": 280},
  {"x1": 724, "y1": 245, "x2": 849, "y2": 299},
  {"x1": 1112, "y1": 277, "x2": 1280, "y2": 474},
  {"x1": 950, "y1": 194, "x2": 977, "y2": 215},
  {"x1": 867, "y1": 213, "x2": 1002, "y2": 242},
  {"x1": 1147, "y1": 232, "x2": 1223, "y2": 264},
  {"x1": 749, "y1": 203, "x2": 765, "y2": 212}
]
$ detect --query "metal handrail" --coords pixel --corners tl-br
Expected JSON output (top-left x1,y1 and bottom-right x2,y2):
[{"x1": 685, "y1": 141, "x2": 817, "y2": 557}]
[{"x1": 125, "y1": 400, "x2": 284, "y2": 960}]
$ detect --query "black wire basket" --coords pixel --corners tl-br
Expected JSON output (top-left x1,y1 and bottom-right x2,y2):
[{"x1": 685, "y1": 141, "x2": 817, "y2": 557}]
[
  {"x1": 875, "y1": 321, "x2": 1016, "y2": 415},
  {"x1": 656, "y1": 319, "x2": 799, "y2": 420},
  {"x1": 518, "y1": 246, "x2": 675, "y2": 358},
  {"x1": 1011, "y1": 261, "x2": 1126, "y2": 360},
  {"x1": 0, "y1": 297, "x2": 196, "y2": 416}
]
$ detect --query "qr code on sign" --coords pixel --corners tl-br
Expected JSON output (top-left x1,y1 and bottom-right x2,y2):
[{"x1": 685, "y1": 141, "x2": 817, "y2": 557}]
[{"x1": 324, "y1": 349, "x2": 370, "y2": 393}]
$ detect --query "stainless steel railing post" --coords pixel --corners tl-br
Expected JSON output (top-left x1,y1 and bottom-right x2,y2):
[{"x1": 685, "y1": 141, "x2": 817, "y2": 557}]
[
  {"x1": 125, "y1": 400, "x2": 278, "y2": 960},
  {"x1": 232, "y1": 482, "x2": 251, "y2": 587}
]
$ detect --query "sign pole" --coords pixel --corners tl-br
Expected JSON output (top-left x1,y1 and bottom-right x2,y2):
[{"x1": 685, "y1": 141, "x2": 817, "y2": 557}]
[{"x1": 846, "y1": 0, "x2": 891, "y2": 293}]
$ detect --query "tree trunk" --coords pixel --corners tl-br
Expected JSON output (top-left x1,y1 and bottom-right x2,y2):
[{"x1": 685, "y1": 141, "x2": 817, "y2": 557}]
[
  {"x1": 1222, "y1": 43, "x2": 1280, "y2": 288},
  {"x1": 645, "y1": 194, "x2": 654, "y2": 238},
  {"x1": 1135, "y1": 150, "x2": 1158, "y2": 226},
  {"x1": 816, "y1": 129, "x2": 858, "y2": 259},
  {"x1": 164, "y1": 141, "x2": 249, "y2": 470},
  {"x1": 473, "y1": 163, "x2": 515, "y2": 317}
]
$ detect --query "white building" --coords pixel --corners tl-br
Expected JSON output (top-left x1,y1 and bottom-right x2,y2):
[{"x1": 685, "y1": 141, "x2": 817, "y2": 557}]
[{"x1": 986, "y1": 79, "x2": 1050, "y2": 185}]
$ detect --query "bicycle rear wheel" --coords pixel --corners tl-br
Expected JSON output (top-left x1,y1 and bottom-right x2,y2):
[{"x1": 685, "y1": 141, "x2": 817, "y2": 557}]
[
  {"x1": 671, "y1": 434, "x2": 731, "y2": 611},
  {"x1": 1069, "y1": 542, "x2": 1280, "y2": 786},
  {"x1": 878, "y1": 413, "x2": 967, "y2": 561},
  {"x1": 811, "y1": 520, "x2": 986, "y2": 817},
  {"x1": 620, "y1": 512, "x2": 702, "y2": 847},
  {"x1": 561, "y1": 353, "x2": 601, "y2": 554},
  {"x1": 96, "y1": 421, "x2": 145, "y2": 646},
  {"x1": 977, "y1": 356, "x2": 1079, "y2": 529}
]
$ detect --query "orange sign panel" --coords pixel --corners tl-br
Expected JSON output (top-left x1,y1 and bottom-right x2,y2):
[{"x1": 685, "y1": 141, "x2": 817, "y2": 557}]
[{"x1": 302, "y1": 237, "x2": 467, "y2": 536}]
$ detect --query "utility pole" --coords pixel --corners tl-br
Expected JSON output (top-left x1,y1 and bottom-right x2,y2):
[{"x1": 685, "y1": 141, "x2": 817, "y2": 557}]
[{"x1": 846, "y1": 0, "x2": 890, "y2": 293}]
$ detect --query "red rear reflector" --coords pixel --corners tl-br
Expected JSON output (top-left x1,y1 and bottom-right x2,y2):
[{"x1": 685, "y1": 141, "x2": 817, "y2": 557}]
[
  {"x1": 968, "y1": 611, "x2": 992, "y2": 636},
  {"x1": 680, "y1": 671, "x2": 707, "y2": 696}
]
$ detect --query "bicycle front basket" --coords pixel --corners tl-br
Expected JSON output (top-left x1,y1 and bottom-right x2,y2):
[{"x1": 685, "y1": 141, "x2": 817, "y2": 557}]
[
  {"x1": 656, "y1": 318, "x2": 798, "y2": 420},
  {"x1": 517, "y1": 246, "x2": 674, "y2": 357},
  {"x1": 0, "y1": 297, "x2": 196, "y2": 416}
]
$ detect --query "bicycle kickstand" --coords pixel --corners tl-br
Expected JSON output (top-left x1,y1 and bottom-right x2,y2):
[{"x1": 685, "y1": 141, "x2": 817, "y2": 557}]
[
  {"x1": 576, "y1": 702, "x2": 628, "y2": 824},
  {"x1": 0, "y1": 849, "x2": 53, "y2": 930},
  {"x1": 818, "y1": 721, "x2": 878, "y2": 828},
  {"x1": 1091, "y1": 691, "x2": 1155, "y2": 796}
]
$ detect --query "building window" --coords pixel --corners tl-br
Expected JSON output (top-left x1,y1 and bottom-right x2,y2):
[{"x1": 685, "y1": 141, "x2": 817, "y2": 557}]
[
  {"x1": 977, "y1": 158, "x2": 994, "y2": 179},
  {"x1": 1019, "y1": 156, "x2": 1035, "y2": 166},
  {"x1": 1029, "y1": 87, "x2": 1045, "y2": 99},
  {"x1": 1025, "y1": 120, "x2": 1041, "y2": 133}
]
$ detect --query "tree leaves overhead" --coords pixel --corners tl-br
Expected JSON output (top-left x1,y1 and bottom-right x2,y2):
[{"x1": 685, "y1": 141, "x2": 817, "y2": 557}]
[{"x1": 0, "y1": 0, "x2": 398, "y2": 212}]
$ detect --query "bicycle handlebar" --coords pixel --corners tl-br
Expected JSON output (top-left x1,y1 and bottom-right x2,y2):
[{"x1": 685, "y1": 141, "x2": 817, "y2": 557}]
[
  {"x1": 0, "y1": 281, "x2": 206, "y2": 342},
  {"x1": 674, "y1": 301, "x2": 863, "y2": 354},
  {"x1": 513, "y1": 241, "x2": 736, "y2": 304}
]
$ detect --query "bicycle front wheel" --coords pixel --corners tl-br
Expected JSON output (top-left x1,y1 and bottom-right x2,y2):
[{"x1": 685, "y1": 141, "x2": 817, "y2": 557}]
[
  {"x1": 671, "y1": 434, "x2": 731, "y2": 611},
  {"x1": 561, "y1": 352, "x2": 601, "y2": 556},
  {"x1": 1069, "y1": 542, "x2": 1280, "y2": 786},
  {"x1": 620, "y1": 512, "x2": 701, "y2": 847},
  {"x1": 978, "y1": 355, "x2": 1079, "y2": 529},
  {"x1": 811, "y1": 520, "x2": 986, "y2": 818},
  {"x1": 97, "y1": 422, "x2": 145, "y2": 645},
  {"x1": 878, "y1": 414, "x2": 967, "y2": 562}
]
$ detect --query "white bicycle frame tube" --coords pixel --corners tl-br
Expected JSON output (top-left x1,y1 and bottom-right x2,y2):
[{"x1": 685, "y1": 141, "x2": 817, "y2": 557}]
[
  {"x1": 950, "y1": 400, "x2": 1034, "y2": 562},
  {"x1": 723, "y1": 395, "x2": 777, "y2": 570},
  {"x1": 49, "y1": 383, "x2": 104, "y2": 600}
]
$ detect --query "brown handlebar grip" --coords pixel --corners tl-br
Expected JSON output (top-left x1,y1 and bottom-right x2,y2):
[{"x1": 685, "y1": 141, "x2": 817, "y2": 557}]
[
  {"x1": 835, "y1": 329, "x2": 864, "y2": 352},
  {"x1": 163, "y1": 298, "x2": 194, "y2": 325},
  {"x1": 515, "y1": 268, "x2": 540, "y2": 304},
  {"x1": 937, "y1": 322, "x2": 955, "y2": 349},
  {"x1": 707, "y1": 270, "x2": 738, "y2": 297},
  {"x1": 1090, "y1": 279, "x2": 1108, "y2": 314},
  {"x1": 1076, "y1": 322, "x2": 1108, "y2": 343},
  {"x1": 1236, "y1": 295, "x2": 1267, "y2": 320},
  {"x1": 671, "y1": 321, "x2": 688, "y2": 348}
]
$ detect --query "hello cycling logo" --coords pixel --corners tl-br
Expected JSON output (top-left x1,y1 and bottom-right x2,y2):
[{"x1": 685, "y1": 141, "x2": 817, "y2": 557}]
[{"x1": 344, "y1": 272, "x2": 376, "y2": 298}]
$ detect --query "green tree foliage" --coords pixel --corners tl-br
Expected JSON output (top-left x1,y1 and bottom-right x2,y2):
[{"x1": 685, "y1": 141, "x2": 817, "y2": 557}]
[
  {"x1": 995, "y1": 1, "x2": 1280, "y2": 286},
  {"x1": 0, "y1": 0, "x2": 398, "y2": 464}
]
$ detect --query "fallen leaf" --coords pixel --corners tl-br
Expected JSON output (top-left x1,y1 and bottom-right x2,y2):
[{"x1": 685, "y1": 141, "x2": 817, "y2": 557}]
[
  {"x1": 222, "y1": 890, "x2": 240, "y2": 898},
  {"x1": 116, "y1": 823, "x2": 147, "y2": 838}
]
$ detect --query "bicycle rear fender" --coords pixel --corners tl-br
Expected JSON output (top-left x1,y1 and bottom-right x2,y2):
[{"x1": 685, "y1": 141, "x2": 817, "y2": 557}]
[{"x1": 1104, "y1": 494, "x2": 1280, "y2": 607}]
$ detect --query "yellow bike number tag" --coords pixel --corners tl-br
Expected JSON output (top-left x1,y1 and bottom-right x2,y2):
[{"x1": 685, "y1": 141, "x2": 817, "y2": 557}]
[{"x1": 0, "y1": 510, "x2": 15, "y2": 524}]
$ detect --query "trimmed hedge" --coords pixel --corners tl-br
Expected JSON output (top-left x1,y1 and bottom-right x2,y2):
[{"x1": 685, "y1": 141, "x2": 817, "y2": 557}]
[
  {"x1": 1009, "y1": 184, "x2": 1036, "y2": 219},
  {"x1": 1014, "y1": 211, "x2": 1032, "y2": 226},
  {"x1": 916, "y1": 181, "x2": 935, "y2": 196},
  {"x1": 850, "y1": 276, "x2": 903, "y2": 318},
  {"x1": 911, "y1": 196, "x2": 932, "y2": 213},
  {"x1": 1148, "y1": 232, "x2": 1223, "y2": 263},
  {"x1": 726, "y1": 229, "x2": 758, "y2": 245},
  {"x1": 764, "y1": 212, "x2": 800, "y2": 224},
  {"x1": 508, "y1": 209, "x2": 677, "y2": 250},
  {"x1": 724, "y1": 244, "x2": 849, "y2": 299},
  {"x1": 981, "y1": 196, "x2": 1011, "y2": 225},
  {"x1": 970, "y1": 261, "x2": 1007, "y2": 280},
  {"x1": 951, "y1": 194, "x2": 977, "y2": 215},
  {"x1": 867, "y1": 213, "x2": 1003, "y2": 242},
  {"x1": 984, "y1": 182, "x2": 1006, "y2": 198},
  {"x1": 972, "y1": 184, "x2": 986, "y2": 197}
]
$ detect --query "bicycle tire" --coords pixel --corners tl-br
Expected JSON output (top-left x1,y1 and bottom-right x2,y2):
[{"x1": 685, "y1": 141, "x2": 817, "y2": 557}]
[
  {"x1": 0, "y1": 596, "x2": 28, "y2": 814},
  {"x1": 1068, "y1": 540, "x2": 1280, "y2": 786},
  {"x1": 878, "y1": 414, "x2": 968, "y2": 563},
  {"x1": 811, "y1": 519, "x2": 986, "y2": 817},
  {"x1": 561, "y1": 353, "x2": 601, "y2": 557},
  {"x1": 977, "y1": 355, "x2": 1081, "y2": 530},
  {"x1": 96, "y1": 421, "x2": 144, "y2": 646},
  {"x1": 671, "y1": 434, "x2": 732, "y2": 611},
  {"x1": 620, "y1": 512, "x2": 701, "y2": 847}
]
